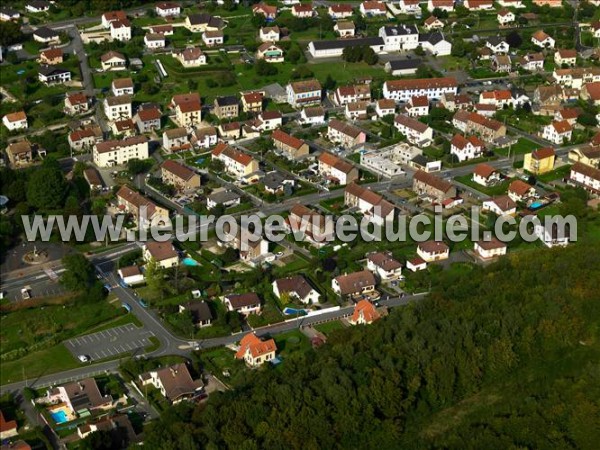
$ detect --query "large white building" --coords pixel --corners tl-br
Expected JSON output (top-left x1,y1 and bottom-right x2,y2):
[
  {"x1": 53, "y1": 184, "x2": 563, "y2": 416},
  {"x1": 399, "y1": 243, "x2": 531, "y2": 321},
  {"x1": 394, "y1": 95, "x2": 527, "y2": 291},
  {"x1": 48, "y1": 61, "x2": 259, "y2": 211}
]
[
  {"x1": 93, "y1": 136, "x2": 148, "y2": 167},
  {"x1": 286, "y1": 79, "x2": 322, "y2": 108},
  {"x1": 378, "y1": 25, "x2": 419, "y2": 52},
  {"x1": 383, "y1": 77, "x2": 458, "y2": 102},
  {"x1": 308, "y1": 37, "x2": 385, "y2": 58},
  {"x1": 103, "y1": 95, "x2": 132, "y2": 121}
]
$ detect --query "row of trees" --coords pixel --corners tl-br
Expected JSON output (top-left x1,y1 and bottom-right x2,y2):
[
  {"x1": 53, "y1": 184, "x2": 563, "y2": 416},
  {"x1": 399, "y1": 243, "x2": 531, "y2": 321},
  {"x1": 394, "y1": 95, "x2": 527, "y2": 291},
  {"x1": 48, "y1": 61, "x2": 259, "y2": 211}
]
[{"x1": 140, "y1": 242, "x2": 600, "y2": 449}]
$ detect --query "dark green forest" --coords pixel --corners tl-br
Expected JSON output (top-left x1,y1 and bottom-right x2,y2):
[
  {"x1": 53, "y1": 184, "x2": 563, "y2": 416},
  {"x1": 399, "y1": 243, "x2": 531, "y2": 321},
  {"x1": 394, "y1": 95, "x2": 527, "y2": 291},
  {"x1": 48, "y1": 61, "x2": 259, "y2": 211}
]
[{"x1": 141, "y1": 243, "x2": 600, "y2": 449}]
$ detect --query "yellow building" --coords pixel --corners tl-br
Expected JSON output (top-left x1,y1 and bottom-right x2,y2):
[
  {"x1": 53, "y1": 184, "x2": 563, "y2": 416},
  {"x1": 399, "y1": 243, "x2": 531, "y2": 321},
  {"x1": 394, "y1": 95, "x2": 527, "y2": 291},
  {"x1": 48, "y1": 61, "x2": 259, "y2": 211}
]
[{"x1": 524, "y1": 147, "x2": 556, "y2": 175}]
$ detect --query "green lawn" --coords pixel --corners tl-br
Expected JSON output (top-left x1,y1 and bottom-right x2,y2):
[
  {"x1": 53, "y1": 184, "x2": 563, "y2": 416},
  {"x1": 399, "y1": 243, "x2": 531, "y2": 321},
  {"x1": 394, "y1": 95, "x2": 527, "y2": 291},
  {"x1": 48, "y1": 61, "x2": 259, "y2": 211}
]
[
  {"x1": 1, "y1": 344, "x2": 77, "y2": 385},
  {"x1": 495, "y1": 138, "x2": 540, "y2": 156},
  {"x1": 454, "y1": 175, "x2": 513, "y2": 196},
  {"x1": 273, "y1": 330, "x2": 312, "y2": 359},
  {"x1": 319, "y1": 196, "x2": 346, "y2": 213},
  {"x1": 535, "y1": 164, "x2": 571, "y2": 183},
  {"x1": 314, "y1": 320, "x2": 346, "y2": 336}
]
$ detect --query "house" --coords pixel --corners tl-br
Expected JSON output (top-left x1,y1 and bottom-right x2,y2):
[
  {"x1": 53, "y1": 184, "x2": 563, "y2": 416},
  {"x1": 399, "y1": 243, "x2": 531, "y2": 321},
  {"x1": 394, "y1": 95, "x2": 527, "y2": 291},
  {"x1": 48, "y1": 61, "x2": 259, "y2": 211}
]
[
  {"x1": 479, "y1": 89, "x2": 514, "y2": 108},
  {"x1": 212, "y1": 142, "x2": 258, "y2": 177},
  {"x1": 287, "y1": 79, "x2": 322, "y2": 108},
  {"x1": 485, "y1": 36, "x2": 509, "y2": 54},
  {"x1": 179, "y1": 301, "x2": 213, "y2": 327},
  {"x1": 332, "y1": 270, "x2": 376, "y2": 298},
  {"x1": 465, "y1": 0, "x2": 493, "y2": 9},
  {"x1": 581, "y1": 82, "x2": 600, "y2": 106},
  {"x1": 473, "y1": 163, "x2": 501, "y2": 187},
  {"x1": 272, "y1": 129, "x2": 309, "y2": 159},
  {"x1": 161, "y1": 160, "x2": 200, "y2": 191},
  {"x1": 218, "y1": 122, "x2": 241, "y2": 140},
  {"x1": 498, "y1": 0, "x2": 524, "y2": 6},
  {"x1": 394, "y1": 114, "x2": 433, "y2": 146},
  {"x1": 112, "y1": 118, "x2": 139, "y2": 138},
  {"x1": 68, "y1": 127, "x2": 102, "y2": 151},
  {"x1": 26, "y1": 0, "x2": 50, "y2": 13},
  {"x1": 307, "y1": 36, "x2": 385, "y2": 58},
  {"x1": 348, "y1": 300, "x2": 381, "y2": 325},
  {"x1": 101, "y1": 11, "x2": 127, "y2": 28},
  {"x1": 318, "y1": 151, "x2": 359, "y2": 185},
  {"x1": 185, "y1": 13, "x2": 223, "y2": 32},
  {"x1": 252, "y1": 3, "x2": 277, "y2": 19},
  {"x1": 519, "y1": 52, "x2": 545, "y2": 71},
  {"x1": 440, "y1": 93, "x2": 473, "y2": 112},
  {"x1": 235, "y1": 333, "x2": 276, "y2": 367},
  {"x1": 103, "y1": 95, "x2": 132, "y2": 121},
  {"x1": 551, "y1": 67, "x2": 600, "y2": 89},
  {"x1": 345, "y1": 182, "x2": 395, "y2": 226},
  {"x1": 134, "y1": 106, "x2": 162, "y2": 133},
  {"x1": 144, "y1": 33, "x2": 166, "y2": 49},
  {"x1": 262, "y1": 171, "x2": 294, "y2": 195},
  {"x1": 273, "y1": 276, "x2": 320, "y2": 304},
  {"x1": 570, "y1": 162, "x2": 600, "y2": 194},
  {"x1": 413, "y1": 170, "x2": 457, "y2": 203},
  {"x1": 535, "y1": 222, "x2": 570, "y2": 248},
  {"x1": 112, "y1": 77, "x2": 134, "y2": 96},
  {"x1": 497, "y1": 9, "x2": 515, "y2": 26},
  {"x1": 118, "y1": 265, "x2": 145, "y2": 286},
  {"x1": 191, "y1": 126, "x2": 218, "y2": 149},
  {"x1": 38, "y1": 66, "x2": 70, "y2": 85},
  {"x1": 328, "y1": 3, "x2": 353, "y2": 19},
  {"x1": 384, "y1": 59, "x2": 421, "y2": 76},
  {"x1": 170, "y1": 93, "x2": 202, "y2": 128},
  {"x1": 300, "y1": 106, "x2": 325, "y2": 124},
  {"x1": 214, "y1": 96, "x2": 239, "y2": 119},
  {"x1": 542, "y1": 120, "x2": 572, "y2": 145},
  {"x1": 334, "y1": 21, "x2": 355, "y2": 38},
  {"x1": 492, "y1": 54, "x2": 512, "y2": 73},
  {"x1": 417, "y1": 240, "x2": 449, "y2": 262},
  {"x1": 109, "y1": 19, "x2": 131, "y2": 42},
  {"x1": 523, "y1": 147, "x2": 555, "y2": 175},
  {"x1": 259, "y1": 26, "x2": 280, "y2": 42},
  {"x1": 554, "y1": 48, "x2": 577, "y2": 67},
  {"x1": 287, "y1": 204, "x2": 334, "y2": 246},
  {"x1": 155, "y1": 2, "x2": 181, "y2": 17},
  {"x1": 253, "y1": 111, "x2": 282, "y2": 131},
  {"x1": 93, "y1": 136, "x2": 148, "y2": 167},
  {"x1": 345, "y1": 101, "x2": 369, "y2": 120},
  {"x1": 140, "y1": 363, "x2": 203, "y2": 403},
  {"x1": 39, "y1": 47, "x2": 63, "y2": 65},
  {"x1": 360, "y1": 1, "x2": 386, "y2": 16},
  {"x1": 162, "y1": 127, "x2": 190, "y2": 153},
  {"x1": 256, "y1": 42, "x2": 284, "y2": 63},
  {"x1": 2, "y1": 111, "x2": 27, "y2": 131},
  {"x1": 474, "y1": 238, "x2": 507, "y2": 259},
  {"x1": 475, "y1": 103, "x2": 497, "y2": 117},
  {"x1": 327, "y1": 119, "x2": 366, "y2": 148},
  {"x1": 143, "y1": 241, "x2": 179, "y2": 268},
  {"x1": 6, "y1": 141, "x2": 33, "y2": 166},
  {"x1": 398, "y1": 0, "x2": 421, "y2": 14},
  {"x1": 334, "y1": 84, "x2": 371, "y2": 106},
  {"x1": 418, "y1": 32, "x2": 452, "y2": 56},
  {"x1": 375, "y1": 99, "x2": 396, "y2": 117},
  {"x1": 405, "y1": 96, "x2": 429, "y2": 117},
  {"x1": 43, "y1": 378, "x2": 112, "y2": 416},
  {"x1": 482, "y1": 195, "x2": 517, "y2": 216},
  {"x1": 0, "y1": 7, "x2": 20, "y2": 22},
  {"x1": 241, "y1": 91, "x2": 263, "y2": 113},
  {"x1": 455, "y1": 112, "x2": 507, "y2": 142},
  {"x1": 149, "y1": 24, "x2": 174, "y2": 35},
  {"x1": 0, "y1": 410, "x2": 18, "y2": 440},
  {"x1": 507, "y1": 180, "x2": 535, "y2": 202},
  {"x1": 367, "y1": 251, "x2": 402, "y2": 281},
  {"x1": 568, "y1": 146, "x2": 600, "y2": 169},
  {"x1": 33, "y1": 27, "x2": 59, "y2": 43},
  {"x1": 116, "y1": 186, "x2": 168, "y2": 228},
  {"x1": 202, "y1": 30, "x2": 224, "y2": 47},
  {"x1": 450, "y1": 134, "x2": 485, "y2": 162},
  {"x1": 383, "y1": 77, "x2": 458, "y2": 102},
  {"x1": 224, "y1": 293, "x2": 261, "y2": 315},
  {"x1": 424, "y1": 16, "x2": 444, "y2": 31},
  {"x1": 82, "y1": 166, "x2": 104, "y2": 191},
  {"x1": 531, "y1": 30, "x2": 555, "y2": 49},
  {"x1": 292, "y1": 4, "x2": 314, "y2": 18},
  {"x1": 427, "y1": 0, "x2": 454, "y2": 12},
  {"x1": 77, "y1": 415, "x2": 136, "y2": 442},
  {"x1": 100, "y1": 50, "x2": 126, "y2": 71},
  {"x1": 207, "y1": 189, "x2": 241, "y2": 209},
  {"x1": 382, "y1": 23, "x2": 418, "y2": 46}
]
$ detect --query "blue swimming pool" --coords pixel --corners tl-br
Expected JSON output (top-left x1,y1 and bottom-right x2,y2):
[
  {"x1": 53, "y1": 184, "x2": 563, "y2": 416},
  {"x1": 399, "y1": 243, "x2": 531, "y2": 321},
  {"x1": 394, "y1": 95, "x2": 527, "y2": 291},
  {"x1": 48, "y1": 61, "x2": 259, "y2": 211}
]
[
  {"x1": 182, "y1": 257, "x2": 199, "y2": 266},
  {"x1": 283, "y1": 307, "x2": 307, "y2": 316},
  {"x1": 530, "y1": 201, "x2": 544, "y2": 210},
  {"x1": 51, "y1": 410, "x2": 69, "y2": 424}
]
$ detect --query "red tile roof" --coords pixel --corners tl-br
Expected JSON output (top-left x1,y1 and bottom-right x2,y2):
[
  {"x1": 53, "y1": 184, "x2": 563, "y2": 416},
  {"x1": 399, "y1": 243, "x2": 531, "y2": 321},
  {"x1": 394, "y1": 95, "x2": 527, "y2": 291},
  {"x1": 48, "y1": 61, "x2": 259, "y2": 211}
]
[
  {"x1": 235, "y1": 333, "x2": 276, "y2": 359},
  {"x1": 272, "y1": 129, "x2": 305, "y2": 149},
  {"x1": 212, "y1": 142, "x2": 254, "y2": 166},
  {"x1": 161, "y1": 159, "x2": 196, "y2": 181},
  {"x1": 385, "y1": 77, "x2": 457, "y2": 92},
  {"x1": 531, "y1": 147, "x2": 555, "y2": 160},
  {"x1": 351, "y1": 300, "x2": 380, "y2": 324}
]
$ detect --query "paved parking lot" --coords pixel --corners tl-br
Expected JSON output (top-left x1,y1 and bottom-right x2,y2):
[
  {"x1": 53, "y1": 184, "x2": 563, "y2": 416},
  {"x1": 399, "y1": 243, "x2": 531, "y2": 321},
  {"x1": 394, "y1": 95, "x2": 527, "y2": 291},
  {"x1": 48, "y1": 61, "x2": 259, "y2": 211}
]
[{"x1": 65, "y1": 323, "x2": 154, "y2": 361}]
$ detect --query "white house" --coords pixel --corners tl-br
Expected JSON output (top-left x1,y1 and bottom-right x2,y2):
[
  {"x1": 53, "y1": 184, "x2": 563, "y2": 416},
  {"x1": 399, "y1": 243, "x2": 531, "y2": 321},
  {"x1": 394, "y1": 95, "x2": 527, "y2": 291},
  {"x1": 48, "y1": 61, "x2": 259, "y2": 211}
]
[
  {"x1": 202, "y1": 30, "x2": 224, "y2": 47},
  {"x1": 112, "y1": 77, "x2": 134, "y2": 96},
  {"x1": 417, "y1": 241, "x2": 449, "y2": 262},
  {"x1": 405, "y1": 96, "x2": 429, "y2": 117},
  {"x1": 375, "y1": 99, "x2": 395, "y2": 117},
  {"x1": 378, "y1": 25, "x2": 419, "y2": 52},
  {"x1": 334, "y1": 21, "x2": 355, "y2": 38},
  {"x1": 26, "y1": 1, "x2": 50, "y2": 13},
  {"x1": 223, "y1": 293, "x2": 261, "y2": 315},
  {"x1": 110, "y1": 19, "x2": 131, "y2": 42},
  {"x1": 272, "y1": 276, "x2": 320, "y2": 304},
  {"x1": 144, "y1": 33, "x2": 166, "y2": 49},
  {"x1": 259, "y1": 26, "x2": 280, "y2": 42},
  {"x1": 118, "y1": 265, "x2": 145, "y2": 286},
  {"x1": 93, "y1": 135, "x2": 148, "y2": 167},
  {"x1": 534, "y1": 223, "x2": 570, "y2": 248},
  {"x1": 155, "y1": 2, "x2": 181, "y2": 17},
  {"x1": 366, "y1": 251, "x2": 402, "y2": 281},
  {"x1": 2, "y1": 111, "x2": 27, "y2": 131},
  {"x1": 542, "y1": 120, "x2": 572, "y2": 144},
  {"x1": 554, "y1": 49, "x2": 577, "y2": 67},
  {"x1": 143, "y1": 241, "x2": 179, "y2": 269},
  {"x1": 287, "y1": 79, "x2": 322, "y2": 108},
  {"x1": 300, "y1": 106, "x2": 325, "y2": 124},
  {"x1": 38, "y1": 66, "x2": 70, "y2": 85},
  {"x1": 450, "y1": 134, "x2": 485, "y2": 162},
  {"x1": 394, "y1": 114, "x2": 433, "y2": 146},
  {"x1": 427, "y1": 0, "x2": 454, "y2": 12},
  {"x1": 345, "y1": 182, "x2": 395, "y2": 226},
  {"x1": 472, "y1": 163, "x2": 501, "y2": 187},
  {"x1": 104, "y1": 95, "x2": 132, "y2": 121},
  {"x1": 474, "y1": 239, "x2": 507, "y2": 259},
  {"x1": 482, "y1": 195, "x2": 517, "y2": 216},
  {"x1": 318, "y1": 151, "x2": 359, "y2": 185},
  {"x1": 398, "y1": 0, "x2": 421, "y2": 14},
  {"x1": 497, "y1": 9, "x2": 515, "y2": 26},
  {"x1": 485, "y1": 37, "x2": 509, "y2": 54},
  {"x1": 531, "y1": 30, "x2": 555, "y2": 49},
  {"x1": 383, "y1": 77, "x2": 458, "y2": 102},
  {"x1": 173, "y1": 47, "x2": 206, "y2": 67},
  {"x1": 360, "y1": 1, "x2": 386, "y2": 16},
  {"x1": 418, "y1": 32, "x2": 452, "y2": 56},
  {"x1": 570, "y1": 162, "x2": 600, "y2": 194},
  {"x1": 235, "y1": 333, "x2": 276, "y2": 367}
]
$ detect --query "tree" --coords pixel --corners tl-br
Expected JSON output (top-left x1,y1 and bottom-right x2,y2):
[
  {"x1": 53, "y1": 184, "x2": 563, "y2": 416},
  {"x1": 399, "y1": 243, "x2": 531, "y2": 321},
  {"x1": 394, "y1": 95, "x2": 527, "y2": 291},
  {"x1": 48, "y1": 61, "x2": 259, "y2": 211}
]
[
  {"x1": 127, "y1": 158, "x2": 153, "y2": 175},
  {"x1": 577, "y1": 113, "x2": 598, "y2": 127},
  {"x1": 451, "y1": 37, "x2": 467, "y2": 57},
  {"x1": 27, "y1": 165, "x2": 67, "y2": 210},
  {"x1": 145, "y1": 257, "x2": 165, "y2": 298},
  {"x1": 0, "y1": 21, "x2": 24, "y2": 47},
  {"x1": 287, "y1": 47, "x2": 302, "y2": 64},
  {"x1": 209, "y1": 158, "x2": 225, "y2": 172},
  {"x1": 324, "y1": 74, "x2": 336, "y2": 91},
  {"x1": 255, "y1": 59, "x2": 278, "y2": 76},
  {"x1": 413, "y1": 45, "x2": 425, "y2": 56},
  {"x1": 363, "y1": 48, "x2": 378, "y2": 65},
  {"x1": 61, "y1": 254, "x2": 95, "y2": 292},
  {"x1": 455, "y1": 5, "x2": 469, "y2": 17},
  {"x1": 506, "y1": 31, "x2": 522, "y2": 48}
]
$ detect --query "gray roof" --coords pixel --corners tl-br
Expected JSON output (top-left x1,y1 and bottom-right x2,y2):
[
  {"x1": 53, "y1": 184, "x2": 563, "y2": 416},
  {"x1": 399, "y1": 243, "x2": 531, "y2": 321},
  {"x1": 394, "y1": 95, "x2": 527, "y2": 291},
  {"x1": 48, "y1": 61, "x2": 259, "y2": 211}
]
[
  {"x1": 419, "y1": 32, "x2": 446, "y2": 45},
  {"x1": 311, "y1": 37, "x2": 384, "y2": 51},
  {"x1": 215, "y1": 96, "x2": 238, "y2": 107},
  {"x1": 387, "y1": 58, "x2": 421, "y2": 70},
  {"x1": 181, "y1": 301, "x2": 213, "y2": 324},
  {"x1": 486, "y1": 36, "x2": 507, "y2": 46},
  {"x1": 208, "y1": 190, "x2": 241, "y2": 205},
  {"x1": 38, "y1": 65, "x2": 69, "y2": 76},
  {"x1": 34, "y1": 26, "x2": 58, "y2": 39},
  {"x1": 263, "y1": 171, "x2": 293, "y2": 191},
  {"x1": 381, "y1": 25, "x2": 418, "y2": 37}
]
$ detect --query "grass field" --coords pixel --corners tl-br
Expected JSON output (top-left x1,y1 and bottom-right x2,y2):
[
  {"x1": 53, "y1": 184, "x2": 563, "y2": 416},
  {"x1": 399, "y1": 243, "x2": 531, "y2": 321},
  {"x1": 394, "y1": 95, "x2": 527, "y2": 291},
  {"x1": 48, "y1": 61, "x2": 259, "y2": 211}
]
[
  {"x1": 495, "y1": 138, "x2": 540, "y2": 156},
  {"x1": 0, "y1": 344, "x2": 77, "y2": 385},
  {"x1": 314, "y1": 320, "x2": 346, "y2": 335},
  {"x1": 454, "y1": 175, "x2": 513, "y2": 196}
]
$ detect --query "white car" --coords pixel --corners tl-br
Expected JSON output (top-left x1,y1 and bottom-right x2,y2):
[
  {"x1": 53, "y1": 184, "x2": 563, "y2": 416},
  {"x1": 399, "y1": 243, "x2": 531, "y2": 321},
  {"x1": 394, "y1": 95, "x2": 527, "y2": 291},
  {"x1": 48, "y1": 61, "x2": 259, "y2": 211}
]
[{"x1": 77, "y1": 355, "x2": 90, "y2": 363}]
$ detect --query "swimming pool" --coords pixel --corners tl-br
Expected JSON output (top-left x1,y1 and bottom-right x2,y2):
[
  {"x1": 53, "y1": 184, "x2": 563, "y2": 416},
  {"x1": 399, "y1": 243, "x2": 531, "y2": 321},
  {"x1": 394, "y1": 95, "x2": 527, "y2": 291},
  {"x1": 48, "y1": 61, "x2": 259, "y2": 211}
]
[
  {"x1": 283, "y1": 307, "x2": 307, "y2": 316},
  {"x1": 50, "y1": 410, "x2": 69, "y2": 424},
  {"x1": 530, "y1": 201, "x2": 544, "y2": 210},
  {"x1": 182, "y1": 257, "x2": 199, "y2": 266}
]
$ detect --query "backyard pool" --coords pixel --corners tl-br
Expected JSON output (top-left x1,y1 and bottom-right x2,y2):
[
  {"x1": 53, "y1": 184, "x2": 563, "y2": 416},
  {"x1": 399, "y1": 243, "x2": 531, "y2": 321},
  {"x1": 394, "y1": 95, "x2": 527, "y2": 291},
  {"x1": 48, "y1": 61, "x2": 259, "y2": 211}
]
[
  {"x1": 283, "y1": 307, "x2": 307, "y2": 316},
  {"x1": 50, "y1": 410, "x2": 69, "y2": 424},
  {"x1": 182, "y1": 257, "x2": 199, "y2": 266},
  {"x1": 529, "y1": 201, "x2": 544, "y2": 210}
]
